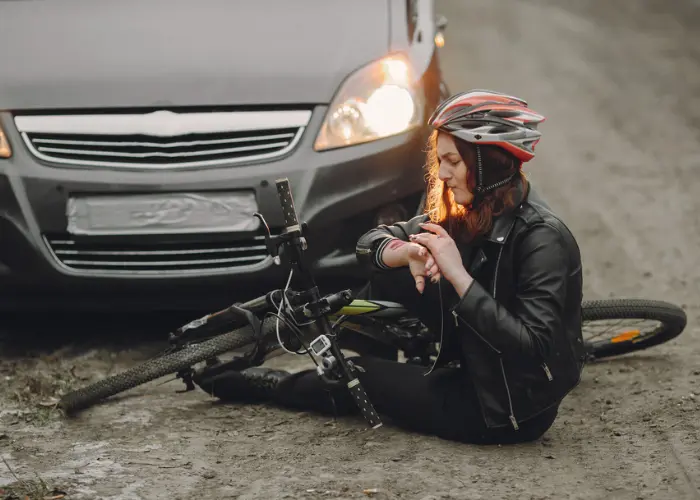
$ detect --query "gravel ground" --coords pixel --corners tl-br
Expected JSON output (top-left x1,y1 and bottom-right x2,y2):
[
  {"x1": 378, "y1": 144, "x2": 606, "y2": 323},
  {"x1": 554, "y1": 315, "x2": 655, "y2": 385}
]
[{"x1": 2, "y1": 0, "x2": 699, "y2": 498}]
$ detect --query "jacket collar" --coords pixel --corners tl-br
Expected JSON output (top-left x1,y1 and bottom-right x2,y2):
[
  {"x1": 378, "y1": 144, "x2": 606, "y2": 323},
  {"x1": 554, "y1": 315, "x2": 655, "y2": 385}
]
[{"x1": 484, "y1": 180, "x2": 529, "y2": 245}]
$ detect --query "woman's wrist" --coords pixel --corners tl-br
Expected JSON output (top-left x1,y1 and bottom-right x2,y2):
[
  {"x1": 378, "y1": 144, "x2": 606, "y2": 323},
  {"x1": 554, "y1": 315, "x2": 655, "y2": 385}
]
[
  {"x1": 378, "y1": 238, "x2": 410, "y2": 268},
  {"x1": 450, "y1": 267, "x2": 474, "y2": 297}
]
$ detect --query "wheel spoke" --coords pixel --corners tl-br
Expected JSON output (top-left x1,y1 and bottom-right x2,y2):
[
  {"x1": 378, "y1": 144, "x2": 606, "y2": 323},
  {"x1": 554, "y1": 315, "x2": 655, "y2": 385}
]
[{"x1": 583, "y1": 318, "x2": 660, "y2": 343}]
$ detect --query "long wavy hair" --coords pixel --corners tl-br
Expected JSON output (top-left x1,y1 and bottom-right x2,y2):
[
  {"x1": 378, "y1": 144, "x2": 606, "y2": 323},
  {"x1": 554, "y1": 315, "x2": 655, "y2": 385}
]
[{"x1": 424, "y1": 130, "x2": 527, "y2": 243}]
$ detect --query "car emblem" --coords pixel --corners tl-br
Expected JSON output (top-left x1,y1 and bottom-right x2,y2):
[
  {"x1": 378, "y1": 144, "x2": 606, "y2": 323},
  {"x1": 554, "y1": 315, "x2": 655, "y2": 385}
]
[{"x1": 141, "y1": 110, "x2": 183, "y2": 137}]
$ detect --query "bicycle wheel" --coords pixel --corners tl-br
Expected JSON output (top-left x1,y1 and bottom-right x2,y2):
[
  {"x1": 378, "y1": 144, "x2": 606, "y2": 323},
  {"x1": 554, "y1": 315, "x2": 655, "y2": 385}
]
[
  {"x1": 581, "y1": 298, "x2": 687, "y2": 360},
  {"x1": 59, "y1": 319, "x2": 273, "y2": 415}
]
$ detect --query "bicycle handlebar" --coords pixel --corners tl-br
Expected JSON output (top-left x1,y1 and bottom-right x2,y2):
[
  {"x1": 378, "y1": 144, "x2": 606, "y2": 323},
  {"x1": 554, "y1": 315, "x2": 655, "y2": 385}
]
[{"x1": 171, "y1": 292, "x2": 278, "y2": 342}]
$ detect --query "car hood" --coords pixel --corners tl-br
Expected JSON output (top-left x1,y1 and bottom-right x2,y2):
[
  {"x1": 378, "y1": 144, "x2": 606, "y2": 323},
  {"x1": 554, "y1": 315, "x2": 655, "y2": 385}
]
[{"x1": 0, "y1": 0, "x2": 390, "y2": 110}]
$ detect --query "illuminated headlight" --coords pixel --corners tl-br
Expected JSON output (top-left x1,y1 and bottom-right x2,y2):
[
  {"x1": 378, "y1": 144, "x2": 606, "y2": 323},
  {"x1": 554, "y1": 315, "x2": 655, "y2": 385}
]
[
  {"x1": 0, "y1": 122, "x2": 11, "y2": 158},
  {"x1": 314, "y1": 53, "x2": 425, "y2": 151}
]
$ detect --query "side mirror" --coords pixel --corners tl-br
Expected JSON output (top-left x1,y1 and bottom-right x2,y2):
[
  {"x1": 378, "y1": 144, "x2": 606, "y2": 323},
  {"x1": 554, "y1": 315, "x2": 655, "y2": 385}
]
[{"x1": 435, "y1": 14, "x2": 448, "y2": 33}]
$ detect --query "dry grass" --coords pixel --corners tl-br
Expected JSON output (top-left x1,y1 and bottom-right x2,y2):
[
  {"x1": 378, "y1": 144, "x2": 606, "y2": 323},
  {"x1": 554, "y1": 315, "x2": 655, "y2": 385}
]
[
  {"x1": 1, "y1": 353, "x2": 89, "y2": 427},
  {"x1": 1, "y1": 457, "x2": 65, "y2": 500}
]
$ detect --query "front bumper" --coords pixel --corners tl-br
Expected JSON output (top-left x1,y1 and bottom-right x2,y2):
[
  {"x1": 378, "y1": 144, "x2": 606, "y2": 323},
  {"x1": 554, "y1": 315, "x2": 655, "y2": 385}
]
[{"x1": 0, "y1": 107, "x2": 428, "y2": 310}]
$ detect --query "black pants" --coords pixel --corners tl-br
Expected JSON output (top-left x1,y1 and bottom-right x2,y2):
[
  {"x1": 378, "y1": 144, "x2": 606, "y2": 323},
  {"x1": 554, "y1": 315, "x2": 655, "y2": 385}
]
[
  {"x1": 268, "y1": 270, "x2": 558, "y2": 445},
  {"x1": 272, "y1": 356, "x2": 557, "y2": 444}
]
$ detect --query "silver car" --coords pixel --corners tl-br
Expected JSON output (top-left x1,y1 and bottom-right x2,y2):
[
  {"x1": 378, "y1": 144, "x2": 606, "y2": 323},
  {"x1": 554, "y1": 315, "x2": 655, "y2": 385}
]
[{"x1": 0, "y1": 0, "x2": 448, "y2": 311}]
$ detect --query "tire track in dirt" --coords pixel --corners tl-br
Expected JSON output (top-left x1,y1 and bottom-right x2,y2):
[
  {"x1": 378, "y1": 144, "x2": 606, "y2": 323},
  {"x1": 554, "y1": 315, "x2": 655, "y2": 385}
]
[{"x1": 667, "y1": 434, "x2": 700, "y2": 500}]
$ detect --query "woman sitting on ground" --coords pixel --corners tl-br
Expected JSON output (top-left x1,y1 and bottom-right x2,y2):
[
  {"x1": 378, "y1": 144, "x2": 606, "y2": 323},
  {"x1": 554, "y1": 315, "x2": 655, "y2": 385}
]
[{"x1": 194, "y1": 89, "x2": 586, "y2": 445}]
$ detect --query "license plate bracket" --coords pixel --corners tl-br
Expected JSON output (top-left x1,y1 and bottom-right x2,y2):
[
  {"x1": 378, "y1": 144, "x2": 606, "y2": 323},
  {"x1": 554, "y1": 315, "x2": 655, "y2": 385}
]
[{"x1": 66, "y1": 191, "x2": 261, "y2": 236}]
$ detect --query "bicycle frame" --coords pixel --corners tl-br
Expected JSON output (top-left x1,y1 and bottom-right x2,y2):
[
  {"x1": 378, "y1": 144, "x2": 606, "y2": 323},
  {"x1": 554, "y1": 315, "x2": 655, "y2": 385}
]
[
  {"x1": 173, "y1": 178, "x2": 386, "y2": 429},
  {"x1": 172, "y1": 298, "x2": 409, "y2": 343},
  {"x1": 172, "y1": 293, "x2": 437, "y2": 366}
]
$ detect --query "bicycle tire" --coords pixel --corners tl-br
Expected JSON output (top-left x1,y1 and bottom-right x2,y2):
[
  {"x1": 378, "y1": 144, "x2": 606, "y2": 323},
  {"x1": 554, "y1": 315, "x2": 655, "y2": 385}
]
[
  {"x1": 59, "y1": 319, "x2": 271, "y2": 414},
  {"x1": 581, "y1": 298, "x2": 686, "y2": 360}
]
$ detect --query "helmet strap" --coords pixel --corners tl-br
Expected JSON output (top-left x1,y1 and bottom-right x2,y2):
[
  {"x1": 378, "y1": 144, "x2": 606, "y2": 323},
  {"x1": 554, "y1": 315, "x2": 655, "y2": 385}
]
[
  {"x1": 471, "y1": 146, "x2": 486, "y2": 209},
  {"x1": 468, "y1": 145, "x2": 517, "y2": 210}
]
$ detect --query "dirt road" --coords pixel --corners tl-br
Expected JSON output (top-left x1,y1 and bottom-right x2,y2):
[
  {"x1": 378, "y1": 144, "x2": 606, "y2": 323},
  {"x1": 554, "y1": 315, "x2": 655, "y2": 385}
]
[{"x1": 2, "y1": 1, "x2": 699, "y2": 498}]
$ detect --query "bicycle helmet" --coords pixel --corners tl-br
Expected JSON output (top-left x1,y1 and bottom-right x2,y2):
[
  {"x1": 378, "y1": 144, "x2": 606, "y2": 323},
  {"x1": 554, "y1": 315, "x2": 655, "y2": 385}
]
[{"x1": 429, "y1": 90, "x2": 545, "y2": 207}]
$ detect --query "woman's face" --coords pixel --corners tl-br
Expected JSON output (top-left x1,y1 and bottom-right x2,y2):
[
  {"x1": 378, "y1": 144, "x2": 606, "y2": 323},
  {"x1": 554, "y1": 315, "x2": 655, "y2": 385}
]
[{"x1": 437, "y1": 132, "x2": 473, "y2": 207}]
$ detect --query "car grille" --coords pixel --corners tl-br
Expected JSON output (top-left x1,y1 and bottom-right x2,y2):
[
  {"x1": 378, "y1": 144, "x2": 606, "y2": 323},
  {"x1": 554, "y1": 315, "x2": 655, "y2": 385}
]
[
  {"x1": 44, "y1": 234, "x2": 273, "y2": 274},
  {"x1": 22, "y1": 128, "x2": 301, "y2": 168},
  {"x1": 14, "y1": 109, "x2": 311, "y2": 169}
]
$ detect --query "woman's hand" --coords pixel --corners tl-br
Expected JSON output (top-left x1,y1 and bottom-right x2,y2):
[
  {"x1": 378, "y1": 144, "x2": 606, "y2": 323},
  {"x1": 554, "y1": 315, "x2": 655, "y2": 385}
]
[
  {"x1": 377, "y1": 238, "x2": 440, "y2": 293},
  {"x1": 409, "y1": 222, "x2": 474, "y2": 296},
  {"x1": 407, "y1": 242, "x2": 441, "y2": 294}
]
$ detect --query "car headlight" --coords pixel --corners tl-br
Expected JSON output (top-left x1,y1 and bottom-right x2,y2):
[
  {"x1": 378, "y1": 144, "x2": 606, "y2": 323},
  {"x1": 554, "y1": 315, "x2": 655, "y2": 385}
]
[
  {"x1": 0, "y1": 122, "x2": 11, "y2": 158},
  {"x1": 314, "y1": 53, "x2": 425, "y2": 151}
]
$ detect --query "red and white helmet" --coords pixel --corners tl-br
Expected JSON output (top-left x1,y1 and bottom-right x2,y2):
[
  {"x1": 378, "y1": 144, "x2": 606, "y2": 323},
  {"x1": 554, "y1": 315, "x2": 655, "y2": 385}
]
[{"x1": 428, "y1": 89, "x2": 545, "y2": 162}]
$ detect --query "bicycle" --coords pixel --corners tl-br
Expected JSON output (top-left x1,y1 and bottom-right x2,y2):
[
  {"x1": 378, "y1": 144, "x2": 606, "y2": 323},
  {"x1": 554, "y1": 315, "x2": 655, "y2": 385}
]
[{"x1": 58, "y1": 178, "x2": 688, "y2": 429}]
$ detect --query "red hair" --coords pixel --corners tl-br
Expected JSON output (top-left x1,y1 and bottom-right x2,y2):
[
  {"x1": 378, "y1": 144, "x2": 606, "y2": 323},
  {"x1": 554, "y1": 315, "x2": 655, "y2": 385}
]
[{"x1": 424, "y1": 130, "x2": 527, "y2": 243}]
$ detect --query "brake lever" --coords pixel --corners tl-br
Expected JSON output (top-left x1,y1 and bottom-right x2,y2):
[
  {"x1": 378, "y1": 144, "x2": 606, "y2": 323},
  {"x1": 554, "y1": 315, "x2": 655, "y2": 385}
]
[{"x1": 254, "y1": 212, "x2": 281, "y2": 265}]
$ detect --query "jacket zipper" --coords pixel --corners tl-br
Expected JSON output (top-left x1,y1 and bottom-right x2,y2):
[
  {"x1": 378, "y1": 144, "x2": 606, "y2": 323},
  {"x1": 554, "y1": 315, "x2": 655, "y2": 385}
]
[
  {"x1": 450, "y1": 246, "x2": 502, "y2": 351},
  {"x1": 542, "y1": 363, "x2": 553, "y2": 381},
  {"x1": 493, "y1": 244, "x2": 554, "y2": 383},
  {"x1": 499, "y1": 358, "x2": 519, "y2": 430},
  {"x1": 453, "y1": 243, "x2": 529, "y2": 430},
  {"x1": 492, "y1": 246, "x2": 504, "y2": 298},
  {"x1": 494, "y1": 245, "x2": 519, "y2": 430},
  {"x1": 452, "y1": 312, "x2": 501, "y2": 353},
  {"x1": 453, "y1": 244, "x2": 518, "y2": 429}
]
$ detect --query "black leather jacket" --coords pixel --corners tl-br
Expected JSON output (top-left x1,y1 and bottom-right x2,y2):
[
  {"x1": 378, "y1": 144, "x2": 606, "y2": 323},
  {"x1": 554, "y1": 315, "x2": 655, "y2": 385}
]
[{"x1": 355, "y1": 183, "x2": 586, "y2": 430}]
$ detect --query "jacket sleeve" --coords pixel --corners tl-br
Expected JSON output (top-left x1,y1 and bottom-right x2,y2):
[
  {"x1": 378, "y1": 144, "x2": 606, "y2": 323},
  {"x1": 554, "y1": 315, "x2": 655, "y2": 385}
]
[
  {"x1": 355, "y1": 214, "x2": 429, "y2": 272},
  {"x1": 451, "y1": 223, "x2": 573, "y2": 359}
]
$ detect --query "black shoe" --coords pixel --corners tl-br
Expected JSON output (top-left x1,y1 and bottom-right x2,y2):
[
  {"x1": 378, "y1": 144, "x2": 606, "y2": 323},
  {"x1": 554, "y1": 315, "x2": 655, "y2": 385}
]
[{"x1": 194, "y1": 367, "x2": 290, "y2": 403}]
